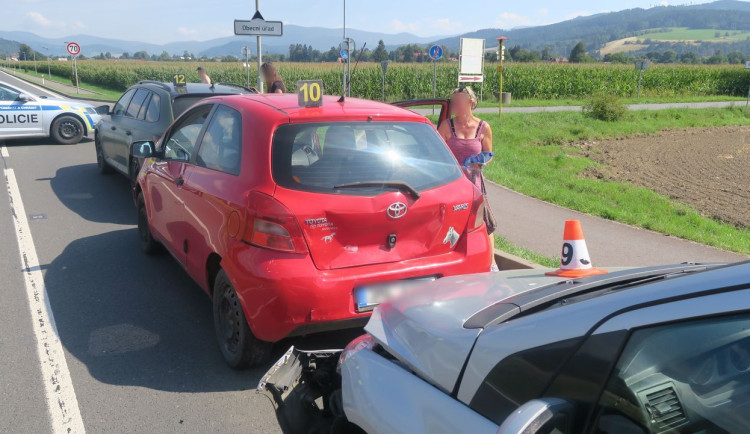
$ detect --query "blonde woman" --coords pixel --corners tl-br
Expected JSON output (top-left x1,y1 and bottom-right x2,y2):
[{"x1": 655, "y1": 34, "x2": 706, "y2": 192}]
[{"x1": 438, "y1": 86, "x2": 499, "y2": 272}]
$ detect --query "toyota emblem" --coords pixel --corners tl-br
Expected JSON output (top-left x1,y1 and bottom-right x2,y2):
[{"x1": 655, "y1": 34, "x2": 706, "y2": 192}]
[{"x1": 386, "y1": 202, "x2": 407, "y2": 219}]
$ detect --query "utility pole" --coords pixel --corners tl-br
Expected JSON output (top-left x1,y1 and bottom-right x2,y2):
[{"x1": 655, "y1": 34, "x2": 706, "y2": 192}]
[
  {"x1": 33, "y1": 51, "x2": 37, "y2": 74},
  {"x1": 255, "y1": 0, "x2": 263, "y2": 93},
  {"x1": 43, "y1": 46, "x2": 50, "y2": 76}
]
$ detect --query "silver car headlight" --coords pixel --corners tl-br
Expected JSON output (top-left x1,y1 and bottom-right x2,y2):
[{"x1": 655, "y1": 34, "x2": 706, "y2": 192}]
[{"x1": 85, "y1": 107, "x2": 97, "y2": 114}]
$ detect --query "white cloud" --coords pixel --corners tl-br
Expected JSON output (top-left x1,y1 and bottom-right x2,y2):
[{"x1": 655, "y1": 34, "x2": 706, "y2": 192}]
[
  {"x1": 494, "y1": 12, "x2": 532, "y2": 29},
  {"x1": 26, "y1": 11, "x2": 86, "y2": 33},
  {"x1": 27, "y1": 12, "x2": 52, "y2": 27},
  {"x1": 429, "y1": 18, "x2": 462, "y2": 33},
  {"x1": 177, "y1": 27, "x2": 199, "y2": 38},
  {"x1": 391, "y1": 19, "x2": 420, "y2": 33}
]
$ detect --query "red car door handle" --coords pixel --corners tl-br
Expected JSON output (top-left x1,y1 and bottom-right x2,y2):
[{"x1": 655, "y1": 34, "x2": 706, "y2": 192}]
[{"x1": 174, "y1": 177, "x2": 184, "y2": 186}]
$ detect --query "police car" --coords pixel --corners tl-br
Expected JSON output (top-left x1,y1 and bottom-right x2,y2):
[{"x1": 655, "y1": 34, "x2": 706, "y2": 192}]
[{"x1": 0, "y1": 80, "x2": 100, "y2": 144}]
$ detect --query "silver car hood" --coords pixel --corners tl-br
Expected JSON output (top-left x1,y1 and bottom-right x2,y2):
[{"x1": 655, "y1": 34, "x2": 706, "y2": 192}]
[{"x1": 365, "y1": 269, "x2": 566, "y2": 394}]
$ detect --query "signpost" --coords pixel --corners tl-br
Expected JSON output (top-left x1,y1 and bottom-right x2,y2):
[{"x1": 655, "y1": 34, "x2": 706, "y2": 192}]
[
  {"x1": 234, "y1": 3, "x2": 283, "y2": 93},
  {"x1": 497, "y1": 36, "x2": 507, "y2": 115},
  {"x1": 381, "y1": 61, "x2": 388, "y2": 101},
  {"x1": 429, "y1": 45, "x2": 443, "y2": 104},
  {"x1": 339, "y1": 38, "x2": 355, "y2": 96},
  {"x1": 635, "y1": 60, "x2": 649, "y2": 99},
  {"x1": 66, "y1": 42, "x2": 81, "y2": 94},
  {"x1": 744, "y1": 61, "x2": 750, "y2": 111},
  {"x1": 459, "y1": 38, "x2": 486, "y2": 100}
]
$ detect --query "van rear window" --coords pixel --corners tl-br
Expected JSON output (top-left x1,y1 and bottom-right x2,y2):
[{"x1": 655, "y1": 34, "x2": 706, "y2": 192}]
[{"x1": 271, "y1": 122, "x2": 461, "y2": 195}]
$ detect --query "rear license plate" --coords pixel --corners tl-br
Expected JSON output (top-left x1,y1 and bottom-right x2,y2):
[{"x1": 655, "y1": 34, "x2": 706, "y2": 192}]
[{"x1": 355, "y1": 276, "x2": 437, "y2": 313}]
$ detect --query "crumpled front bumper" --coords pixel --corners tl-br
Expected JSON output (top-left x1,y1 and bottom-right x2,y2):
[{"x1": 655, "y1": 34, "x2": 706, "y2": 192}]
[{"x1": 257, "y1": 347, "x2": 349, "y2": 434}]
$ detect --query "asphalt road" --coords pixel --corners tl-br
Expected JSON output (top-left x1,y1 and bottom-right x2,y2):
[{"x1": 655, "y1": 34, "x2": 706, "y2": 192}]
[{"x1": 0, "y1": 74, "x2": 361, "y2": 433}]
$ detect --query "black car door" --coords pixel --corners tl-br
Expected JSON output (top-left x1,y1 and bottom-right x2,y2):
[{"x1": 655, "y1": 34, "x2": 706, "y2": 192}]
[
  {"x1": 391, "y1": 99, "x2": 451, "y2": 129},
  {"x1": 100, "y1": 88, "x2": 135, "y2": 174},
  {"x1": 112, "y1": 88, "x2": 151, "y2": 172}
]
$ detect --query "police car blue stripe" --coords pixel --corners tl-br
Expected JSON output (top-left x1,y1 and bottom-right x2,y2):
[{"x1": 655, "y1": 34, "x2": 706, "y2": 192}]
[
  {"x1": 0, "y1": 105, "x2": 42, "y2": 110},
  {"x1": 41, "y1": 106, "x2": 63, "y2": 111},
  {"x1": 84, "y1": 113, "x2": 95, "y2": 130}
]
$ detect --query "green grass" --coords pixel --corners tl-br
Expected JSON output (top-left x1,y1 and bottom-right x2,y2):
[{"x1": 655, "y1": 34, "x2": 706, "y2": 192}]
[
  {"x1": 1, "y1": 66, "x2": 120, "y2": 101},
  {"x1": 494, "y1": 235, "x2": 559, "y2": 268},
  {"x1": 477, "y1": 95, "x2": 747, "y2": 108},
  {"x1": 642, "y1": 27, "x2": 750, "y2": 42},
  {"x1": 479, "y1": 107, "x2": 750, "y2": 255}
]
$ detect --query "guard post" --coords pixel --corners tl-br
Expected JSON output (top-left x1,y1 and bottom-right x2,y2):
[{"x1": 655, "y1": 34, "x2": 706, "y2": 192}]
[{"x1": 744, "y1": 60, "x2": 750, "y2": 112}]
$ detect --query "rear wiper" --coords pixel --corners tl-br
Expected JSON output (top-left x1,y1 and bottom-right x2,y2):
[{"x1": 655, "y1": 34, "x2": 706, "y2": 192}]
[{"x1": 333, "y1": 181, "x2": 421, "y2": 200}]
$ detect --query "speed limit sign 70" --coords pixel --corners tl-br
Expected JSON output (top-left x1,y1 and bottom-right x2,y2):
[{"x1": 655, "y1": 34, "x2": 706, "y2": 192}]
[{"x1": 66, "y1": 42, "x2": 81, "y2": 56}]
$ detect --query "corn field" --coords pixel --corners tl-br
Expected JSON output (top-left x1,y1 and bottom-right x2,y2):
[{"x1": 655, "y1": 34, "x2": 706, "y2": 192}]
[{"x1": 12, "y1": 60, "x2": 750, "y2": 101}]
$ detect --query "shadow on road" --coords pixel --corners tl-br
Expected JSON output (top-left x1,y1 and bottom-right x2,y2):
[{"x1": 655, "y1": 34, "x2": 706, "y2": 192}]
[
  {"x1": 42, "y1": 164, "x2": 361, "y2": 393},
  {"x1": 48, "y1": 163, "x2": 134, "y2": 225}
]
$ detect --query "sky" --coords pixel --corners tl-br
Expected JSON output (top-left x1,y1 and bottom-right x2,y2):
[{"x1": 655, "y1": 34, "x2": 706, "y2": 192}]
[{"x1": 6, "y1": 0, "x2": 698, "y2": 43}]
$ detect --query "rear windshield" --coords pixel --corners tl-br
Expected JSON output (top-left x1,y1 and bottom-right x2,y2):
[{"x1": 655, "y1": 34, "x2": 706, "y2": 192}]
[
  {"x1": 272, "y1": 122, "x2": 462, "y2": 195},
  {"x1": 172, "y1": 94, "x2": 235, "y2": 118}
]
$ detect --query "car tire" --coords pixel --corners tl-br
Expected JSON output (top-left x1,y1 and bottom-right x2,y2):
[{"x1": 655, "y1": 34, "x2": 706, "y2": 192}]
[
  {"x1": 51, "y1": 115, "x2": 84, "y2": 145},
  {"x1": 95, "y1": 134, "x2": 114, "y2": 174},
  {"x1": 212, "y1": 269, "x2": 272, "y2": 369},
  {"x1": 129, "y1": 157, "x2": 140, "y2": 189},
  {"x1": 136, "y1": 193, "x2": 160, "y2": 254}
]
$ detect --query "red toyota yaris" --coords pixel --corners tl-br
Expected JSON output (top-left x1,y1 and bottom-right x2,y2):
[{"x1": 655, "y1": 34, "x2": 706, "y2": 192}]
[{"x1": 132, "y1": 92, "x2": 491, "y2": 368}]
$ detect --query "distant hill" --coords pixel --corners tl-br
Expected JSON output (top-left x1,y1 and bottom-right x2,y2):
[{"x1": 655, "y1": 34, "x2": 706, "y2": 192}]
[
  {"x1": 6, "y1": 1, "x2": 750, "y2": 61},
  {"x1": 430, "y1": 0, "x2": 750, "y2": 58},
  {"x1": 0, "y1": 26, "x2": 450, "y2": 58},
  {"x1": 0, "y1": 38, "x2": 20, "y2": 56}
]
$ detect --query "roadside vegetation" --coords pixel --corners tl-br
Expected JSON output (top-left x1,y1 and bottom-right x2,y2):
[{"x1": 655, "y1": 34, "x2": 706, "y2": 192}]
[
  {"x1": 7, "y1": 60, "x2": 750, "y2": 104},
  {"x1": 494, "y1": 236, "x2": 559, "y2": 268},
  {"x1": 481, "y1": 107, "x2": 750, "y2": 255}
]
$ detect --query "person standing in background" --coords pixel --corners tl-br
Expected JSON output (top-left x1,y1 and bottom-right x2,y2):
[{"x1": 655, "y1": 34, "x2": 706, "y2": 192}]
[
  {"x1": 438, "y1": 86, "x2": 499, "y2": 272},
  {"x1": 196, "y1": 66, "x2": 211, "y2": 84},
  {"x1": 261, "y1": 62, "x2": 286, "y2": 93}
]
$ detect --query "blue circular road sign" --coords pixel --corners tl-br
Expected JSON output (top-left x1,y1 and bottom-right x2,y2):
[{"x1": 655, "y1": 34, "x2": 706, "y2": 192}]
[
  {"x1": 340, "y1": 49, "x2": 349, "y2": 59},
  {"x1": 429, "y1": 45, "x2": 443, "y2": 61}
]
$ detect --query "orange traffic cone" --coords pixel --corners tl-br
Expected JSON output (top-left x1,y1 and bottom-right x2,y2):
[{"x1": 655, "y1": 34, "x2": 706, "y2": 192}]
[{"x1": 546, "y1": 220, "x2": 609, "y2": 278}]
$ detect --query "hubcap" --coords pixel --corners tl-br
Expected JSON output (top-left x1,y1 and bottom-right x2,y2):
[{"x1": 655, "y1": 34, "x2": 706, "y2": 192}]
[{"x1": 59, "y1": 120, "x2": 80, "y2": 139}]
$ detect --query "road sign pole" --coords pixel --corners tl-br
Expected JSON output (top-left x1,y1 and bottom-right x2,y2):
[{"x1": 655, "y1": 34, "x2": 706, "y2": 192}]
[
  {"x1": 73, "y1": 55, "x2": 79, "y2": 94},
  {"x1": 255, "y1": 0, "x2": 263, "y2": 93},
  {"x1": 637, "y1": 69, "x2": 643, "y2": 99},
  {"x1": 433, "y1": 59, "x2": 437, "y2": 115}
]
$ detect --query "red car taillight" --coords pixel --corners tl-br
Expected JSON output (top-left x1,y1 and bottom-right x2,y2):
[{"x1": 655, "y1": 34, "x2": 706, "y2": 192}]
[
  {"x1": 244, "y1": 191, "x2": 308, "y2": 254},
  {"x1": 468, "y1": 185, "x2": 485, "y2": 231}
]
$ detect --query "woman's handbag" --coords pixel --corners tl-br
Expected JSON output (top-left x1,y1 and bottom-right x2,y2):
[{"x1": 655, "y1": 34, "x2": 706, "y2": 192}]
[{"x1": 478, "y1": 171, "x2": 498, "y2": 233}]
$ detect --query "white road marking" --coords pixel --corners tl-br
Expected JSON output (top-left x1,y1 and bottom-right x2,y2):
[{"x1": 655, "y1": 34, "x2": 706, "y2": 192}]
[
  {"x1": 0, "y1": 70, "x2": 63, "y2": 99},
  {"x1": 1, "y1": 146, "x2": 8, "y2": 158},
  {"x1": 3, "y1": 168, "x2": 85, "y2": 434}
]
